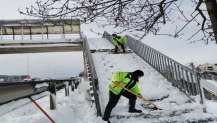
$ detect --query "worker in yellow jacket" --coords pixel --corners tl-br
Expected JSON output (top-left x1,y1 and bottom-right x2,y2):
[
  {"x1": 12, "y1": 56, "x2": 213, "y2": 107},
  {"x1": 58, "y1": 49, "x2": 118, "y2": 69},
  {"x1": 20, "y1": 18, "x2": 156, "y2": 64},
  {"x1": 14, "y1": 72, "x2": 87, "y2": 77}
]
[
  {"x1": 102, "y1": 70, "x2": 144, "y2": 123},
  {"x1": 112, "y1": 34, "x2": 127, "y2": 53}
]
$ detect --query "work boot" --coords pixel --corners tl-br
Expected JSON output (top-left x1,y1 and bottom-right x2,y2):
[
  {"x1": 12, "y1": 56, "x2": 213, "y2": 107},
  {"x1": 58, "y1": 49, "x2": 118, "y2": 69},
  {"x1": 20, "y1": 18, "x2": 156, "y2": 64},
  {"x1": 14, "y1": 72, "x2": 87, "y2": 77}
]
[
  {"x1": 102, "y1": 117, "x2": 111, "y2": 123},
  {"x1": 129, "y1": 108, "x2": 142, "y2": 113}
]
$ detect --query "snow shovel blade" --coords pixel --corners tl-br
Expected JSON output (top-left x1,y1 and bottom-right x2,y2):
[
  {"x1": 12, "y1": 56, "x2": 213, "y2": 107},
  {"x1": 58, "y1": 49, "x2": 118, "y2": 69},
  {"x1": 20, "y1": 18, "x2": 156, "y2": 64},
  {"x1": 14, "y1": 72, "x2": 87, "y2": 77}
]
[{"x1": 140, "y1": 104, "x2": 162, "y2": 110}]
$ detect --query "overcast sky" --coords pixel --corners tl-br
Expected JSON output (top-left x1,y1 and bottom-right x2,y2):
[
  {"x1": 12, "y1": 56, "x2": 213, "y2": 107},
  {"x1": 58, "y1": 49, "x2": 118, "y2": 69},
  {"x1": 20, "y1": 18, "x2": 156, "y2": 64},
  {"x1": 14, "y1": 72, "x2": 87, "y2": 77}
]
[
  {"x1": 0, "y1": 0, "x2": 36, "y2": 19},
  {"x1": 0, "y1": 0, "x2": 84, "y2": 79}
]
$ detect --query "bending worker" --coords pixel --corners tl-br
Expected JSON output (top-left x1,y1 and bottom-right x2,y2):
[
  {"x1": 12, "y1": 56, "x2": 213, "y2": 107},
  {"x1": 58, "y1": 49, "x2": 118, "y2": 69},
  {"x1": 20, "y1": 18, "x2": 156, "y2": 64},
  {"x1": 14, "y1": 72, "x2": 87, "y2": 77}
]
[
  {"x1": 112, "y1": 33, "x2": 127, "y2": 53},
  {"x1": 102, "y1": 70, "x2": 144, "y2": 123}
]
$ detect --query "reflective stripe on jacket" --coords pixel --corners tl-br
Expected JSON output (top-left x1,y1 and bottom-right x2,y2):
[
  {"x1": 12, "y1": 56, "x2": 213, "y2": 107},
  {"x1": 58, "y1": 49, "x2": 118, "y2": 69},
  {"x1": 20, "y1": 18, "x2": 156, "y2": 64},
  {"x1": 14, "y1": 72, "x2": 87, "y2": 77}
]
[
  {"x1": 109, "y1": 71, "x2": 141, "y2": 95},
  {"x1": 112, "y1": 35, "x2": 127, "y2": 46}
]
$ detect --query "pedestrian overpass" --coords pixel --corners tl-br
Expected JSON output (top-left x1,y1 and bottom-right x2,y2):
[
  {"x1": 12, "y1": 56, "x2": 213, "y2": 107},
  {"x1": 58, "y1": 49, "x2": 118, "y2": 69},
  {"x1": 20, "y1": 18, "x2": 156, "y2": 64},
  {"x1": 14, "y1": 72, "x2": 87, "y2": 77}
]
[{"x1": 0, "y1": 19, "x2": 82, "y2": 54}]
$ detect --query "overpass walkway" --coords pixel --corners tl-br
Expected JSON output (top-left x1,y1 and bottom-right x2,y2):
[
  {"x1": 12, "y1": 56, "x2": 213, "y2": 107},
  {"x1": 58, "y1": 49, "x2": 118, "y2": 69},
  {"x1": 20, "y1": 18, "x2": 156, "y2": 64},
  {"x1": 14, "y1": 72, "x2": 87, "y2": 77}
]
[{"x1": 85, "y1": 37, "x2": 217, "y2": 123}]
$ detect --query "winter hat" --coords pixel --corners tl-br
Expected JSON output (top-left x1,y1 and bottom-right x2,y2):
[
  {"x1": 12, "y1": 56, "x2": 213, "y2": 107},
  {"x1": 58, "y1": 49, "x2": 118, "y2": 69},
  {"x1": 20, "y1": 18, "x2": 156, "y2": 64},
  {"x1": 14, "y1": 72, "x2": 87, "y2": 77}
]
[
  {"x1": 112, "y1": 33, "x2": 117, "y2": 37},
  {"x1": 131, "y1": 70, "x2": 144, "y2": 81},
  {"x1": 132, "y1": 70, "x2": 144, "y2": 77}
]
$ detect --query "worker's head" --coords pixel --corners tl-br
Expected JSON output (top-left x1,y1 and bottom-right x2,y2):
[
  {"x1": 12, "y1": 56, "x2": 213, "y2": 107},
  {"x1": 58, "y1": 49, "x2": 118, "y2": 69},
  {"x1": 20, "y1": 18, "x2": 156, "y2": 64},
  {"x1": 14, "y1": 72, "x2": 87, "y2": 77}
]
[
  {"x1": 112, "y1": 33, "x2": 117, "y2": 37},
  {"x1": 131, "y1": 70, "x2": 144, "y2": 81}
]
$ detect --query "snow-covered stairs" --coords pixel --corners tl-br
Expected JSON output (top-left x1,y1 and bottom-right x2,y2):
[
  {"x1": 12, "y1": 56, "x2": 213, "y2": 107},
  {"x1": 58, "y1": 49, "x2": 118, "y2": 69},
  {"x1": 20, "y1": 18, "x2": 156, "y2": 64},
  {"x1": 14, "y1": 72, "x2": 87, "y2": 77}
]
[{"x1": 86, "y1": 38, "x2": 217, "y2": 123}]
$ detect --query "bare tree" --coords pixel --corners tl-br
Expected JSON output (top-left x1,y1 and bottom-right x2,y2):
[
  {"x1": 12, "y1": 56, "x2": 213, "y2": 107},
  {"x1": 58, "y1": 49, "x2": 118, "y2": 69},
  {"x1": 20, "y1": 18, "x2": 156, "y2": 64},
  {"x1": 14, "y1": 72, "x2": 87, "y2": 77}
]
[{"x1": 19, "y1": 0, "x2": 217, "y2": 44}]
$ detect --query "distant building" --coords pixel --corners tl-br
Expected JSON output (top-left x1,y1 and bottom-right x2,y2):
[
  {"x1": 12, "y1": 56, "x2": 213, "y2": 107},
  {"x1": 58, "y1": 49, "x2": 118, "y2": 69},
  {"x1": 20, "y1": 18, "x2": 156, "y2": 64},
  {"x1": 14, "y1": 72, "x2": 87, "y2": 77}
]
[
  {"x1": 0, "y1": 75, "x2": 31, "y2": 82},
  {"x1": 198, "y1": 63, "x2": 217, "y2": 73},
  {"x1": 197, "y1": 63, "x2": 217, "y2": 80}
]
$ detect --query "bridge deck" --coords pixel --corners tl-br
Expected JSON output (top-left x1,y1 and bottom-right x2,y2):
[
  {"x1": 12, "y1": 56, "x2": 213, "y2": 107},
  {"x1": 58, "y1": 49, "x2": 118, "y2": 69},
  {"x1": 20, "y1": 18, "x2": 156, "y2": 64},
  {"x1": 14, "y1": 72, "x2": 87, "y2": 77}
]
[
  {"x1": 0, "y1": 38, "x2": 82, "y2": 54},
  {"x1": 87, "y1": 38, "x2": 216, "y2": 122}
]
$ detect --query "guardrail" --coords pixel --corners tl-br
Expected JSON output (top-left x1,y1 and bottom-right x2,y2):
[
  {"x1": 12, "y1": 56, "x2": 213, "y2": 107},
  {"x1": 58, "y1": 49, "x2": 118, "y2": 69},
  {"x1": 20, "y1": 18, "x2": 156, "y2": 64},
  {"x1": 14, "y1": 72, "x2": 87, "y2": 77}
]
[
  {"x1": 102, "y1": 31, "x2": 204, "y2": 103},
  {"x1": 0, "y1": 78, "x2": 80, "y2": 106},
  {"x1": 81, "y1": 33, "x2": 102, "y2": 116}
]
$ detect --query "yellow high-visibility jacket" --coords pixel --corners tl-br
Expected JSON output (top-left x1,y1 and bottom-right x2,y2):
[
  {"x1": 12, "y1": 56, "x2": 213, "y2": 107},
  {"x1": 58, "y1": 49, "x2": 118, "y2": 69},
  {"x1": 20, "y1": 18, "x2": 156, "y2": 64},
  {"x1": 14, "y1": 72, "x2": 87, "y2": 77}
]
[
  {"x1": 109, "y1": 71, "x2": 141, "y2": 95},
  {"x1": 112, "y1": 35, "x2": 127, "y2": 46}
]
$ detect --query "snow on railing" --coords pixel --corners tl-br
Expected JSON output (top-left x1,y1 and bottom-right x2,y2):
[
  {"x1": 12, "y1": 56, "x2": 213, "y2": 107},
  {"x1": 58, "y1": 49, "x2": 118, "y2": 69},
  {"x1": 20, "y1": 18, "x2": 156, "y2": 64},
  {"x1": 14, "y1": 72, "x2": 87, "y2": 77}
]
[
  {"x1": 102, "y1": 31, "x2": 204, "y2": 103},
  {"x1": 81, "y1": 33, "x2": 102, "y2": 116}
]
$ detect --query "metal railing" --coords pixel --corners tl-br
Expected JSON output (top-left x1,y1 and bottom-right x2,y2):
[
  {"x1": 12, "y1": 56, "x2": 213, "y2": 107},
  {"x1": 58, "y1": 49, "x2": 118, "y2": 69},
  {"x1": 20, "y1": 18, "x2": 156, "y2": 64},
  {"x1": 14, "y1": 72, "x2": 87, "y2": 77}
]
[
  {"x1": 82, "y1": 33, "x2": 102, "y2": 116},
  {"x1": 103, "y1": 31, "x2": 203, "y2": 102},
  {"x1": 0, "y1": 78, "x2": 80, "y2": 105}
]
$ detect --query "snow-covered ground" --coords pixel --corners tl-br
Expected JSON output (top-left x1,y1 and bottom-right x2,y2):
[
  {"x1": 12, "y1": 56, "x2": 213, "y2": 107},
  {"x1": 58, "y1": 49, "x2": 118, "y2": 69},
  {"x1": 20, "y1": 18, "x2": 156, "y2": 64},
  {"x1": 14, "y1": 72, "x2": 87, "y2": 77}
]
[{"x1": 0, "y1": 78, "x2": 103, "y2": 123}]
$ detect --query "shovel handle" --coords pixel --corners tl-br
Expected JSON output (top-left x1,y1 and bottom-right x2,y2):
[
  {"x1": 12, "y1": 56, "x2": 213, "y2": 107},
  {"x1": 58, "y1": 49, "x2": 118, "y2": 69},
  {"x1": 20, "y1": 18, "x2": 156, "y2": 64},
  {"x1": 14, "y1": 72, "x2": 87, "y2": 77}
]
[{"x1": 113, "y1": 81, "x2": 160, "y2": 109}]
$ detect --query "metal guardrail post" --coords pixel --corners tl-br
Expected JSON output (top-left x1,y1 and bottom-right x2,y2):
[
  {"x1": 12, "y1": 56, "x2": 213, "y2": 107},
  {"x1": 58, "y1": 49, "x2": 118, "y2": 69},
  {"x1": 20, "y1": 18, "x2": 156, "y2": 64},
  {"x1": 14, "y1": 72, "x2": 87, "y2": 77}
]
[
  {"x1": 190, "y1": 63, "x2": 206, "y2": 112},
  {"x1": 71, "y1": 80, "x2": 75, "y2": 91},
  {"x1": 65, "y1": 81, "x2": 69, "y2": 96},
  {"x1": 49, "y1": 82, "x2": 56, "y2": 110},
  {"x1": 186, "y1": 70, "x2": 192, "y2": 95}
]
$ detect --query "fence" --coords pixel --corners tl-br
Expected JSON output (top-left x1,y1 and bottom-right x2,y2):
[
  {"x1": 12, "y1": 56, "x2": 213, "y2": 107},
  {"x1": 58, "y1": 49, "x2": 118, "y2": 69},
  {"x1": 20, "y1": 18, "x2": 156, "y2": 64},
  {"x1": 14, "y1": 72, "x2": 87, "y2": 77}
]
[
  {"x1": 82, "y1": 33, "x2": 102, "y2": 116},
  {"x1": 102, "y1": 31, "x2": 204, "y2": 103}
]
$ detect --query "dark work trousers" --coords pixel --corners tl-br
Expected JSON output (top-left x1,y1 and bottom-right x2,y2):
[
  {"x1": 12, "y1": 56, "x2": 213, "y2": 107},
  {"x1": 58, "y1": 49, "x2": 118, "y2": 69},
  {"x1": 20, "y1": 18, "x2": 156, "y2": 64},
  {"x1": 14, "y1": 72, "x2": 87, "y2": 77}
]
[
  {"x1": 114, "y1": 44, "x2": 125, "y2": 53},
  {"x1": 103, "y1": 90, "x2": 137, "y2": 120}
]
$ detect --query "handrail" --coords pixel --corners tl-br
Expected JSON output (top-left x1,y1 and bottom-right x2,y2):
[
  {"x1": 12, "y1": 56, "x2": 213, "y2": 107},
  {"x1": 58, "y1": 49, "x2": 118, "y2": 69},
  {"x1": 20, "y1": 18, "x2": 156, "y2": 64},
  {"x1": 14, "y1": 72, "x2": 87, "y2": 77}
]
[
  {"x1": 102, "y1": 31, "x2": 203, "y2": 102},
  {"x1": 81, "y1": 33, "x2": 102, "y2": 116}
]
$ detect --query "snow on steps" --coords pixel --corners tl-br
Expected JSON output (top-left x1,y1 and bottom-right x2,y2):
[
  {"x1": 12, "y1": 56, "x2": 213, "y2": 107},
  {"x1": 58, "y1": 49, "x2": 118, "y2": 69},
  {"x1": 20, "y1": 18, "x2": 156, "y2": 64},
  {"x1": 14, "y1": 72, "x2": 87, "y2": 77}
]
[{"x1": 87, "y1": 38, "x2": 217, "y2": 123}]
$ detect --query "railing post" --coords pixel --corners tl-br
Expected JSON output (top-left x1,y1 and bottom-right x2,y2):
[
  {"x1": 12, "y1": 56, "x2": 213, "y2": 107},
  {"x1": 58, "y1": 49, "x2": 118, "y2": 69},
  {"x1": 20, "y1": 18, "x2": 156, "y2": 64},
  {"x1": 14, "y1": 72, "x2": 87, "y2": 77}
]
[
  {"x1": 75, "y1": 79, "x2": 79, "y2": 89},
  {"x1": 155, "y1": 53, "x2": 161, "y2": 71},
  {"x1": 65, "y1": 81, "x2": 69, "y2": 96},
  {"x1": 167, "y1": 59, "x2": 173, "y2": 81},
  {"x1": 185, "y1": 70, "x2": 192, "y2": 95},
  {"x1": 49, "y1": 82, "x2": 56, "y2": 110},
  {"x1": 190, "y1": 63, "x2": 206, "y2": 112},
  {"x1": 152, "y1": 51, "x2": 157, "y2": 68},
  {"x1": 172, "y1": 62, "x2": 179, "y2": 87},
  {"x1": 71, "y1": 80, "x2": 75, "y2": 91},
  {"x1": 161, "y1": 56, "x2": 167, "y2": 78},
  {"x1": 181, "y1": 68, "x2": 188, "y2": 93},
  {"x1": 158, "y1": 55, "x2": 164, "y2": 73}
]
